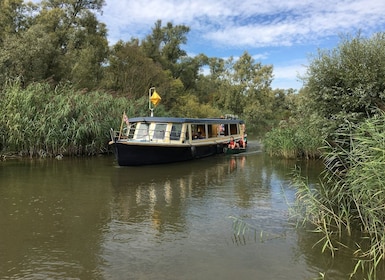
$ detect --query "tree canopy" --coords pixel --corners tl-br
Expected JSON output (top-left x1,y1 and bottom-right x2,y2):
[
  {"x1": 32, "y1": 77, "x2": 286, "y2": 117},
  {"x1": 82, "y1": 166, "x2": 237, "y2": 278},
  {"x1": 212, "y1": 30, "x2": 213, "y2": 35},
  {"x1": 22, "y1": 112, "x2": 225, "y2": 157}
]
[
  {"x1": 0, "y1": 0, "x2": 293, "y2": 135},
  {"x1": 303, "y1": 32, "x2": 385, "y2": 138}
]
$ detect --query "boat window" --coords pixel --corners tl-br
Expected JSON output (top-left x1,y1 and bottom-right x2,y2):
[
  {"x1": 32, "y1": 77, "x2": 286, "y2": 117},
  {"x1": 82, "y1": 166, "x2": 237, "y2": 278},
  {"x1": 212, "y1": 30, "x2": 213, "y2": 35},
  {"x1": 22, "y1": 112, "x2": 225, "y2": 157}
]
[
  {"x1": 207, "y1": 124, "x2": 213, "y2": 138},
  {"x1": 128, "y1": 123, "x2": 136, "y2": 139},
  {"x1": 170, "y1": 124, "x2": 182, "y2": 140},
  {"x1": 191, "y1": 124, "x2": 205, "y2": 139},
  {"x1": 229, "y1": 124, "x2": 238, "y2": 135},
  {"x1": 136, "y1": 123, "x2": 149, "y2": 140},
  {"x1": 153, "y1": 123, "x2": 167, "y2": 140}
]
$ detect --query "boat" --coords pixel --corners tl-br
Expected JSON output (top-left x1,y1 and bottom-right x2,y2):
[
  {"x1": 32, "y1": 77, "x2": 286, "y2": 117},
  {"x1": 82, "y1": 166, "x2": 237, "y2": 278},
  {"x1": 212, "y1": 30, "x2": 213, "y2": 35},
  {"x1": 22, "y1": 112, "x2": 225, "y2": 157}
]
[
  {"x1": 109, "y1": 115, "x2": 246, "y2": 166},
  {"x1": 223, "y1": 147, "x2": 247, "y2": 155},
  {"x1": 109, "y1": 88, "x2": 247, "y2": 166}
]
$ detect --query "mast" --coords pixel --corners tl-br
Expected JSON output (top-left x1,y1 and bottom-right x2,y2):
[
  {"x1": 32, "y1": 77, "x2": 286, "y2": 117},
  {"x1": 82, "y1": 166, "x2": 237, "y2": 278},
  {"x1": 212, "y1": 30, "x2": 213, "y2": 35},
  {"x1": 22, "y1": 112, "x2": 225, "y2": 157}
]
[{"x1": 148, "y1": 87, "x2": 161, "y2": 117}]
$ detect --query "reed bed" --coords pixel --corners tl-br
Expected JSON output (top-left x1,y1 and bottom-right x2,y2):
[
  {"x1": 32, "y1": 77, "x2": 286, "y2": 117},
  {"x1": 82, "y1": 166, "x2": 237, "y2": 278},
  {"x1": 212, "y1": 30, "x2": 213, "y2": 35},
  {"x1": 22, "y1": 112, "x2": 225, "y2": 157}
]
[
  {"x1": 0, "y1": 81, "x2": 133, "y2": 157},
  {"x1": 263, "y1": 121, "x2": 323, "y2": 159},
  {"x1": 291, "y1": 114, "x2": 385, "y2": 279}
]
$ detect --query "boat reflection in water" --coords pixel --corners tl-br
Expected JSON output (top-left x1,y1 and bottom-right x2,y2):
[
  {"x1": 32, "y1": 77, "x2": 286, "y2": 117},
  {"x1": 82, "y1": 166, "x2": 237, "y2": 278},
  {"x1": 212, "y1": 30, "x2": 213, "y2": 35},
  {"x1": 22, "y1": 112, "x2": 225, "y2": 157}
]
[{"x1": 109, "y1": 154, "x2": 247, "y2": 233}]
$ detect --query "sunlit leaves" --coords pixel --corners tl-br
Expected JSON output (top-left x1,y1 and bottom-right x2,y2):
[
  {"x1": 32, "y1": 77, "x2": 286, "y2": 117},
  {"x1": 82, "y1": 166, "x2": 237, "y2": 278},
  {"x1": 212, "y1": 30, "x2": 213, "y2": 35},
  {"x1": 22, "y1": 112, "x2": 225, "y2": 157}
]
[{"x1": 303, "y1": 32, "x2": 385, "y2": 138}]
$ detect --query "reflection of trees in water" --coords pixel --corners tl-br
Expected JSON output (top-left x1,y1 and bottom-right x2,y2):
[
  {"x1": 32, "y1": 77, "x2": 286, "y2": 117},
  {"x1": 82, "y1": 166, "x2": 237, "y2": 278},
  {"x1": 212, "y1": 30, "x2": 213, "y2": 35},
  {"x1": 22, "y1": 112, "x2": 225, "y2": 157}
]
[
  {"x1": 232, "y1": 153, "x2": 324, "y2": 209},
  {"x1": 264, "y1": 156, "x2": 325, "y2": 182},
  {"x1": 229, "y1": 152, "x2": 326, "y2": 252},
  {"x1": 232, "y1": 153, "x2": 276, "y2": 209}
]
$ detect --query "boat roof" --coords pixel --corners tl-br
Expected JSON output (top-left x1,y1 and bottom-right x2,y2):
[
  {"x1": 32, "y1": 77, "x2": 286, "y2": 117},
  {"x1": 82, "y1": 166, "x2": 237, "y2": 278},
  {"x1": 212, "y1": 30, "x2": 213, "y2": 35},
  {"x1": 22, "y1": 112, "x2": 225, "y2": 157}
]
[{"x1": 128, "y1": 116, "x2": 244, "y2": 124}]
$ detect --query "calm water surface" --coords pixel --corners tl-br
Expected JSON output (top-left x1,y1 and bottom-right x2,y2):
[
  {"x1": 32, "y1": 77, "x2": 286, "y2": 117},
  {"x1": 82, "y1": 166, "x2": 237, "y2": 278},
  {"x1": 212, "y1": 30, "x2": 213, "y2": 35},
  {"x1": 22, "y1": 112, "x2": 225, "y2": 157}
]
[{"x1": 0, "y1": 142, "x2": 360, "y2": 279}]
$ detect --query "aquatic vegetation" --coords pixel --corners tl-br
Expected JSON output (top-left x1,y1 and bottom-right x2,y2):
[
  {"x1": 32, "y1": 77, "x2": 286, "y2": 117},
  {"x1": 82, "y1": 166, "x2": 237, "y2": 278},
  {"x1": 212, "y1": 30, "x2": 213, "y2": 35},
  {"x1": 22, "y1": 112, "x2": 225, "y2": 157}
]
[
  {"x1": 263, "y1": 121, "x2": 323, "y2": 159},
  {"x1": 291, "y1": 114, "x2": 385, "y2": 279},
  {"x1": 0, "y1": 81, "x2": 132, "y2": 157}
]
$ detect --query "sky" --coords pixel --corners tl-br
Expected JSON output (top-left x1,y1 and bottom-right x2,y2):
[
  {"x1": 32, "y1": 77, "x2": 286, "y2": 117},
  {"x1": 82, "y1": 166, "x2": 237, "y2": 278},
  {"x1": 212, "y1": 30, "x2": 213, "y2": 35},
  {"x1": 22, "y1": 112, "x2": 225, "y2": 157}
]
[
  {"x1": 96, "y1": 0, "x2": 385, "y2": 90},
  {"x1": 30, "y1": 0, "x2": 385, "y2": 90}
]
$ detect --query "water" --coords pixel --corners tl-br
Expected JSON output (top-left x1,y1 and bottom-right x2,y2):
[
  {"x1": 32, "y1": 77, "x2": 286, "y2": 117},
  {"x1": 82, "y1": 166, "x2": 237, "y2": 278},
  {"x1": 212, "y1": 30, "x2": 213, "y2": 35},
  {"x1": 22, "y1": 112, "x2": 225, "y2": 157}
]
[{"x1": 0, "y1": 142, "x2": 359, "y2": 279}]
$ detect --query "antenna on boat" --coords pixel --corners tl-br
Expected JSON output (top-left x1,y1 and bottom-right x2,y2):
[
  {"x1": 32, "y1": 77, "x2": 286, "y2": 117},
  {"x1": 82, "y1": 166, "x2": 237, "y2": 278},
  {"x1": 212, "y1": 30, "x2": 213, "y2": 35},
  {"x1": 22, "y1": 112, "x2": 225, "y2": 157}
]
[{"x1": 148, "y1": 87, "x2": 161, "y2": 117}]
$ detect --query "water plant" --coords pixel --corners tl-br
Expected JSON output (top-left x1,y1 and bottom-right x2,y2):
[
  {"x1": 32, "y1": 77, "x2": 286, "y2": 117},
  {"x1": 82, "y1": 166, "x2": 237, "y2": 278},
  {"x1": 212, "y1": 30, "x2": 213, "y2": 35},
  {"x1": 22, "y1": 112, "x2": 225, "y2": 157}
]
[
  {"x1": 291, "y1": 114, "x2": 385, "y2": 279},
  {"x1": 0, "y1": 81, "x2": 134, "y2": 157},
  {"x1": 263, "y1": 120, "x2": 323, "y2": 159}
]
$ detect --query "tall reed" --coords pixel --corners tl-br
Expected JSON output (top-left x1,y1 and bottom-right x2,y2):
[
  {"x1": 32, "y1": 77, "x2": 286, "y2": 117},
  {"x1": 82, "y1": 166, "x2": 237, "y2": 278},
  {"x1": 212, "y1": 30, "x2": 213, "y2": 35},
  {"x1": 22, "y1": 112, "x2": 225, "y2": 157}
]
[
  {"x1": 0, "y1": 81, "x2": 135, "y2": 157},
  {"x1": 263, "y1": 120, "x2": 323, "y2": 159},
  {"x1": 291, "y1": 114, "x2": 385, "y2": 278}
]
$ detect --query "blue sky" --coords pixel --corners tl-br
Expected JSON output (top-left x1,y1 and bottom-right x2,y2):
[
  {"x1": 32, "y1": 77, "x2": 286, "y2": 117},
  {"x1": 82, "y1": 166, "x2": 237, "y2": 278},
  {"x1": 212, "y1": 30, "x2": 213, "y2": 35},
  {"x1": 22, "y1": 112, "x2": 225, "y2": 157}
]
[{"x1": 97, "y1": 0, "x2": 385, "y2": 90}]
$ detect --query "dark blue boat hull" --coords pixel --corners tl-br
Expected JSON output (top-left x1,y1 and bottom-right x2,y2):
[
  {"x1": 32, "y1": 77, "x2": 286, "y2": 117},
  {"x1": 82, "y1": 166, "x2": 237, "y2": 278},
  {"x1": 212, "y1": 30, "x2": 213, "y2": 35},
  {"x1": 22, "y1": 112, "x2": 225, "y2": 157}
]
[{"x1": 113, "y1": 142, "x2": 224, "y2": 166}]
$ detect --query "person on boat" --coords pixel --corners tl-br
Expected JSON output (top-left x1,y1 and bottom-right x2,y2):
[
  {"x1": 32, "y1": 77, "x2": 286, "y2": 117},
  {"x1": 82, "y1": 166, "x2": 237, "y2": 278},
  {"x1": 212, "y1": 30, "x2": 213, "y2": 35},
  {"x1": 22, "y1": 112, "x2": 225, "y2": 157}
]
[
  {"x1": 239, "y1": 133, "x2": 247, "y2": 149},
  {"x1": 239, "y1": 138, "x2": 245, "y2": 149},
  {"x1": 194, "y1": 129, "x2": 204, "y2": 139},
  {"x1": 228, "y1": 136, "x2": 239, "y2": 149},
  {"x1": 218, "y1": 124, "x2": 225, "y2": 136}
]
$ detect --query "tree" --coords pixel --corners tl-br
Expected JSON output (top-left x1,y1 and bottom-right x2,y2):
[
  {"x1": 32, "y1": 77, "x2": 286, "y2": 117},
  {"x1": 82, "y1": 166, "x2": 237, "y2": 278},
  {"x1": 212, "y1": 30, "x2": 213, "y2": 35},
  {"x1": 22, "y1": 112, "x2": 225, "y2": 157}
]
[
  {"x1": 101, "y1": 40, "x2": 168, "y2": 99},
  {"x1": 303, "y1": 32, "x2": 385, "y2": 138},
  {"x1": 0, "y1": 0, "x2": 108, "y2": 88},
  {"x1": 222, "y1": 52, "x2": 274, "y2": 132},
  {"x1": 0, "y1": 24, "x2": 55, "y2": 85},
  {"x1": 194, "y1": 57, "x2": 227, "y2": 108},
  {"x1": 0, "y1": 0, "x2": 32, "y2": 45},
  {"x1": 172, "y1": 94, "x2": 222, "y2": 118},
  {"x1": 0, "y1": 0, "x2": 39, "y2": 86},
  {"x1": 35, "y1": 0, "x2": 108, "y2": 87},
  {"x1": 271, "y1": 88, "x2": 297, "y2": 122},
  {"x1": 176, "y1": 54, "x2": 208, "y2": 91},
  {"x1": 141, "y1": 20, "x2": 190, "y2": 80}
]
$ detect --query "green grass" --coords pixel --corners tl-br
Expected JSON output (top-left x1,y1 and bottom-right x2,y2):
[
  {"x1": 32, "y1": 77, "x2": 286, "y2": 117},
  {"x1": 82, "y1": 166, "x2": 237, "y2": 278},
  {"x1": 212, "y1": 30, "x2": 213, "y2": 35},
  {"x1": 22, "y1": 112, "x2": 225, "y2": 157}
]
[{"x1": 0, "y1": 80, "x2": 136, "y2": 157}]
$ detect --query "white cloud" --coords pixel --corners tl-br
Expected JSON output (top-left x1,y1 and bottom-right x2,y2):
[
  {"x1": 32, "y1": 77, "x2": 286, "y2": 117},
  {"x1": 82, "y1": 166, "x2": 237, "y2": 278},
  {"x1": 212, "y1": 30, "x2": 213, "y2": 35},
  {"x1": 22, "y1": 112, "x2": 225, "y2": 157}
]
[
  {"x1": 101, "y1": 0, "x2": 385, "y2": 47},
  {"x1": 272, "y1": 62, "x2": 307, "y2": 90}
]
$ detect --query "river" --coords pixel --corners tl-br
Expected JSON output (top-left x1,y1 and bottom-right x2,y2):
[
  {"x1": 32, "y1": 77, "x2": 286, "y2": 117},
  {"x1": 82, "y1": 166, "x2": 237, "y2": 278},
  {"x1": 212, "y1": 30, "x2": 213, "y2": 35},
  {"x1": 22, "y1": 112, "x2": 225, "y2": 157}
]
[{"x1": 0, "y1": 141, "x2": 363, "y2": 279}]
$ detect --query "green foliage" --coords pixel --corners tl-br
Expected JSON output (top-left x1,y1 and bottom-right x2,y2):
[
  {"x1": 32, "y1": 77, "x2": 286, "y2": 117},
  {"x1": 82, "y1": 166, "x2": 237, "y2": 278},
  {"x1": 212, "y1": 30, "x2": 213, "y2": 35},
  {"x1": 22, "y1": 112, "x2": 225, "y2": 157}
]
[
  {"x1": 0, "y1": 1, "x2": 284, "y2": 139},
  {"x1": 263, "y1": 119, "x2": 323, "y2": 159},
  {"x1": 176, "y1": 54, "x2": 208, "y2": 91},
  {"x1": 141, "y1": 20, "x2": 190, "y2": 79},
  {"x1": 292, "y1": 114, "x2": 385, "y2": 278},
  {"x1": 101, "y1": 40, "x2": 169, "y2": 99},
  {"x1": 303, "y1": 32, "x2": 385, "y2": 139},
  {"x1": 0, "y1": 0, "x2": 33, "y2": 41},
  {"x1": 262, "y1": 86, "x2": 327, "y2": 159},
  {"x1": 263, "y1": 125, "x2": 298, "y2": 159},
  {"x1": 0, "y1": 24, "x2": 55, "y2": 84},
  {"x1": 231, "y1": 52, "x2": 275, "y2": 133},
  {"x1": 172, "y1": 95, "x2": 222, "y2": 118},
  {"x1": 0, "y1": 81, "x2": 132, "y2": 157},
  {"x1": 0, "y1": 0, "x2": 108, "y2": 88},
  {"x1": 200, "y1": 51, "x2": 277, "y2": 133},
  {"x1": 285, "y1": 32, "x2": 385, "y2": 278}
]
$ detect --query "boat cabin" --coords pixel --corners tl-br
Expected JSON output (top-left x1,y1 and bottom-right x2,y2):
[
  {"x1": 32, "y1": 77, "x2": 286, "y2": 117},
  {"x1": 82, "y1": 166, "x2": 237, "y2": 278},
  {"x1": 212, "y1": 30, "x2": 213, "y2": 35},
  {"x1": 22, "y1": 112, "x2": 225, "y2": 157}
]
[
  {"x1": 120, "y1": 117, "x2": 243, "y2": 144},
  {"x1": 110, "y1": 116, "x2": 246, "y2": 166}
]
